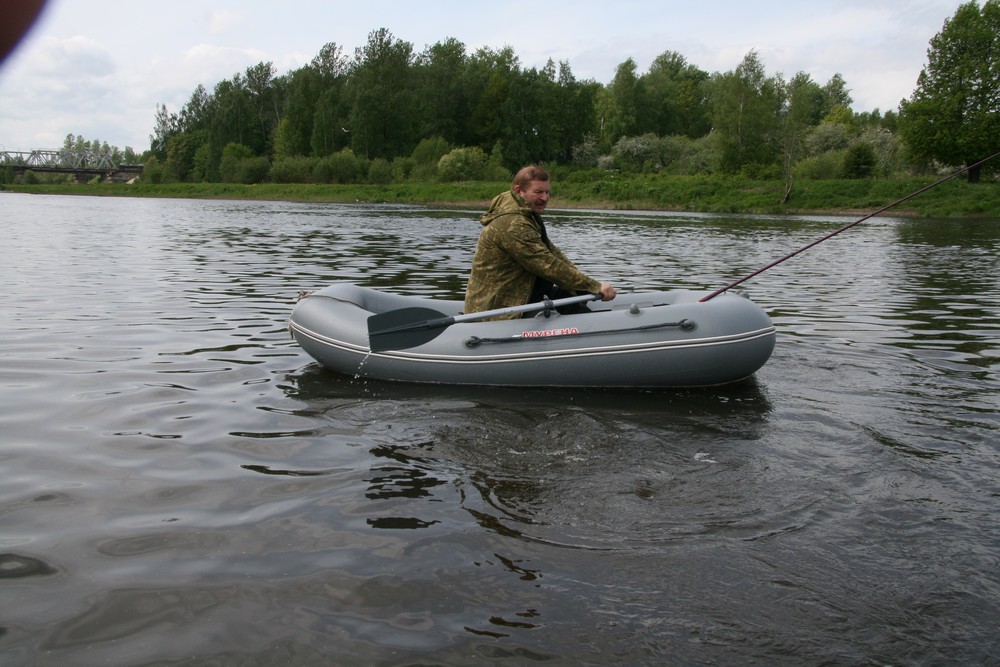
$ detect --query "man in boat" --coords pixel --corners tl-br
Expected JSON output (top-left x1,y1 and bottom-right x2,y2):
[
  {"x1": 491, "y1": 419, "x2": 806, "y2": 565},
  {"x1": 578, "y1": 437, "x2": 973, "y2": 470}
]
[{"x1": 464, "y1": 165, "x2": 617, "y2": 320}]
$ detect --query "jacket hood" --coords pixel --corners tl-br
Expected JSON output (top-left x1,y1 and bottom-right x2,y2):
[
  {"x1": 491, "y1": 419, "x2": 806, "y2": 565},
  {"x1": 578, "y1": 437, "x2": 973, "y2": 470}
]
[{"x1": 480, "y1": 189, "x2": 534, "y2": 227}]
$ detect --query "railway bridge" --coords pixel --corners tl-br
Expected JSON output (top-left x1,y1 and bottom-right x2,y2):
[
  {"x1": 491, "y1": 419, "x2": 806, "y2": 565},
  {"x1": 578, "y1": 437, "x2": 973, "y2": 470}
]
[{"x1": 1, "y1": 149, "x2": 143, "y2": 183}]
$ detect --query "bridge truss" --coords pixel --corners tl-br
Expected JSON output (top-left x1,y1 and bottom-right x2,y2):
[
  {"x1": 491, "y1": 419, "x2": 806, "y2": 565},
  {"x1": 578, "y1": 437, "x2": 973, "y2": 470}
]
[{"x1": 1, "y1": 148, "x2": 119, "y2": 170}]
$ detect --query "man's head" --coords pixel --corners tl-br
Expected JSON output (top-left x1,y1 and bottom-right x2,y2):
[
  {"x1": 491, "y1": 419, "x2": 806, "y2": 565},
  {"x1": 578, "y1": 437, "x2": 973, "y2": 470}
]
[{"x1": 512, "y1": 165, "x2": 550, "y2": 214}]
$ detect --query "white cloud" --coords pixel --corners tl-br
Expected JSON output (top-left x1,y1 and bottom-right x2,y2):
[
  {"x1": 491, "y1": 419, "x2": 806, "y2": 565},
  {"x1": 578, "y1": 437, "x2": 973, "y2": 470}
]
[
  {"x1": 30, "y1": 35, "x2": 114, "y2": 77},
  {"x1": 0, "y1": 34, "x2": 117, "y2": 135}
]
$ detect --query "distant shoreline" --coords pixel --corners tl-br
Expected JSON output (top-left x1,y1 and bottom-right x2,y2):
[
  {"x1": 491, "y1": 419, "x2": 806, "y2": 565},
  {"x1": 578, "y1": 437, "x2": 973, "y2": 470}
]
[{"x1": 3, "y1": 176, "x2": 998, "y2": 218}]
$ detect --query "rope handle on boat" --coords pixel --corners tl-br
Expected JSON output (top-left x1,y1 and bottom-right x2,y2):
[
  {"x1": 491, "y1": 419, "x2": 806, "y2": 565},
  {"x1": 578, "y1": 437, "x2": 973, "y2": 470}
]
[
  {"x1": 463, "y1": 318, "x2": 695, "y2": 348},
  {"x1": 295, "y1": 291, "x2": 368, "y2": 309}
]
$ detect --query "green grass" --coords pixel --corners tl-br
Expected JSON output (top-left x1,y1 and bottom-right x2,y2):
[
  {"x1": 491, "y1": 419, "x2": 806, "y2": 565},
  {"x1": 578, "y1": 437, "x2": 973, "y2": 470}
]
[
  {"x1": 3, "y1": 174, "x2": 998, "y2": 217},
  {"x1": 554, "y1": 174, "x2": 1000, "y2": 217}
]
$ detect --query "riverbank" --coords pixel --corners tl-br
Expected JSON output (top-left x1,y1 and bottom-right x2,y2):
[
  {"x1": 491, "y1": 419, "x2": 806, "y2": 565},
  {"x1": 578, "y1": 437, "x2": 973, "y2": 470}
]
[{"x1": 3, "y1": 173, "x2": 998, "y2": 217}]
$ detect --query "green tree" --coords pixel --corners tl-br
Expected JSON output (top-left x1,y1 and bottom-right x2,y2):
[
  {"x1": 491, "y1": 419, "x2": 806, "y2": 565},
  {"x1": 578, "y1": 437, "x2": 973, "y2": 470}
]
[
  {"x1": 527, "y1": 59, "x2": 563, "y2": 162},
  {"x1": 472, "y1": 71, "x2": 511, "y2": 151},
  {"x1": 550, "y1": 61, "x2": 600, "y2": 162},
  {"x1": 467, "y1": 45, "x2": 520, "y2": 157},
  {"x1": 900, "y1": 0, "x2": 1000, "y2": 181},
  {"x1": 711, "y1": 51, "x2": 783, "y2": 174},
  {"x1": 414, "y1": 38, "x2": 470, "y2": 145},
  {"x1": 311, "y1": 87, "x2": 351, "y2": 157},
  {"x1": 778, "y1": 72, "x2": 826, "y2": 201},
  {"x1": 209, "y1": 76, "x2": 254, "y2": 157},
  {"x1": 190, "y1": 142, "x2": 212, "y2": 181},
  {"x1": 611, "y1": 133, "x2": 659, "y2": 171},
  {"x1": 140, "y1": 155, "x2": 164, "y2": 183},
  {"x1": 275, "y1": 67, "x2": 321, "y2": 158},
  {"x1": 310, "y1": 42, "x2": 351, "y2": 156},
  {"x1": 348, "y1": 28, "x2": 418, "y2": 159},
  {"x1": 843, "y1": 142, "x2": 877, "y2": 178},
  {"x1": 179, "y1": 85, "x2": 211, "y2": 134},
  {"x1": 150, "y1": 103, "x2": 179, "y2": 159},
  {"x1": 820, "y1": 73, "x2": 853, "y2": 119},
  {"x1": 641, "y1": 51, "x2": 711, "y2": 138},
  {"x1": 437, "y1": 146, "x2": 488, "y2": 181},
  {"x1": 313, "y1": 41, "x2": 349, "y2": 80},
  {"x1": 605, "y1": 58, "x2": 642, "y2": 141},
  {"x1": 501, "y1": 61, "x2": 562, "y2": 167},
  {"x1": 244, "y1": 61, "x2": 280, "y2": 153},
  {"x1": 410, "y1": 136, "x2": 450, "y2": 178},
  {"x1": 368, "y1": 157, "x2": 393, "y2": 184},
  {"x1": 220, "y1": 142, "x2": 253, "y2": 182},
  {"x1": 165, "y1": 130, "x2": 208, "y2": 181},
  {"x1": 313, "y1": 148, "x2": 366, "y2": 183}
]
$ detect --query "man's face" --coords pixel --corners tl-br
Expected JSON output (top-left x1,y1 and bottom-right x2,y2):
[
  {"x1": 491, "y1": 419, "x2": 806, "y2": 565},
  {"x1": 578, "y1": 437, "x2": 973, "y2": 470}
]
[{"x1": 515, "y1": 180, "x2": 550, "y2": 214}]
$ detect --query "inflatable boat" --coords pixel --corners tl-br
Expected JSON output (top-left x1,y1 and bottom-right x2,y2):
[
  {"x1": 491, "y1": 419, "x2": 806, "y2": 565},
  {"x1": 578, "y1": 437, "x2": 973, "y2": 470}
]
[{"x1": 288, "y1": 283, "x2": 775, "y2": 388}]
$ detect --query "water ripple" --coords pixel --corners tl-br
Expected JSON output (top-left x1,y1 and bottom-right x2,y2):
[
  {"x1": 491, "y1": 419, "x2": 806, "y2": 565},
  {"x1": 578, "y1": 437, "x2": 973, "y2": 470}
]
[{"x1": 1, "y1": 195, "x2": 998, "y2": 664}]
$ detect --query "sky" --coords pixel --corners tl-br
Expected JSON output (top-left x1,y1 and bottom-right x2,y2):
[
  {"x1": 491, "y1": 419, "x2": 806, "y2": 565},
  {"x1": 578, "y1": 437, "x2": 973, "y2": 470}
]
[{"x1": 0, "y1": 0, "x2": 968, "y2": 153}]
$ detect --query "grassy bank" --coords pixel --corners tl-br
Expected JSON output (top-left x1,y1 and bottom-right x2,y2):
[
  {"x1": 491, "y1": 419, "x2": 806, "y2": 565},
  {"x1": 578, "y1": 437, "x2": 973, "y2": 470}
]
[{"x1": 3, "y1": 174, "x2": 998, "y2": 217}]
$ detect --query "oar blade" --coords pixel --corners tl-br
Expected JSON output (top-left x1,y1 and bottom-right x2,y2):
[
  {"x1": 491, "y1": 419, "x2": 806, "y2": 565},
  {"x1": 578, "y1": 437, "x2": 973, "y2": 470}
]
[
  {"x1": 367, "y1": 307, "x2": 450, "y2": 352},
  {"x1": 367, "y1": 293, "x2": 600, "y2": 352}
]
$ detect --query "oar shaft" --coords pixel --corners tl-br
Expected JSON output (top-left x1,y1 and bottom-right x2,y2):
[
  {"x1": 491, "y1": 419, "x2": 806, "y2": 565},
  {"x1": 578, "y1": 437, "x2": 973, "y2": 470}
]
[{"x1": 452, "y1": 292, "x2": 599, "y2": 323}]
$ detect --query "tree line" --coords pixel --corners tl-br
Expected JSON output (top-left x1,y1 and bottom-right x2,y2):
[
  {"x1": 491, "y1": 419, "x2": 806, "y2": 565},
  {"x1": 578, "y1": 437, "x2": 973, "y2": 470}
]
[
  {"x1": 27, "y1": 2, "x2": 1000, "y2": 189},
  {"x1": 144, "y1": 28, "x2": 889, "y2": 188}
]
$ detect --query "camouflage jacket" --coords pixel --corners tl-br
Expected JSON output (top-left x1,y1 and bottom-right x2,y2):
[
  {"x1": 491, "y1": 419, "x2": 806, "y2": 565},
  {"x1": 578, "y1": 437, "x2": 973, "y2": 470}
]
[{"x1": 463, "y1": 189, "x2": 602, "y2": 320}]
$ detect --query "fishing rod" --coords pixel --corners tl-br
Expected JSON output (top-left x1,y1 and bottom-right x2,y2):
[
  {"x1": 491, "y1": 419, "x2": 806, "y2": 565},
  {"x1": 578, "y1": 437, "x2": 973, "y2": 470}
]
[{"x1": 699, "y1": 149, "x2": 1000, "y2": 302}]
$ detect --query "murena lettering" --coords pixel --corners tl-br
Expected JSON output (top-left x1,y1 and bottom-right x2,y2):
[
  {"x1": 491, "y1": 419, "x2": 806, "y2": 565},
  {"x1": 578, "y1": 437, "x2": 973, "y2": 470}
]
[{"x1": 520, "y1": 327, "x2": 580, "y2": 338}]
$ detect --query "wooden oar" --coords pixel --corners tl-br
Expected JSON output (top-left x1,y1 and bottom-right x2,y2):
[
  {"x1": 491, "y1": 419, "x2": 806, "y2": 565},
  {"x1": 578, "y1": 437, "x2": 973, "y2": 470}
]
[{"x1": 368, "y1": 293, "x2": 600, "y2": 352}]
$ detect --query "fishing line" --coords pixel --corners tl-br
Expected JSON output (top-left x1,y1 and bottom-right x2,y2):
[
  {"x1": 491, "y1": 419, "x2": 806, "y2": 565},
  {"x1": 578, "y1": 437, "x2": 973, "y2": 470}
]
[{"x1": 700, "y1": 149, "x2": 1000, "y2": 302}]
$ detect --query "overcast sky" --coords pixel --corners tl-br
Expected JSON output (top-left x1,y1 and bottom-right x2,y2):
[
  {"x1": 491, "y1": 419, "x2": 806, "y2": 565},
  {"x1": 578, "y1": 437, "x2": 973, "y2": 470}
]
[{"x1": 0, "y1": 0, "x2": 966, "y2": 152}]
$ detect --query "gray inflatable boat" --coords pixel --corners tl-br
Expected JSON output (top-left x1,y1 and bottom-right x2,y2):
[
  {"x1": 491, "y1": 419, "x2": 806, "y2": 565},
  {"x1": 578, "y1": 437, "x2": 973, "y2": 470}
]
[{"x1": 289, "y1": 283, "x2": 775, "y2": 388}]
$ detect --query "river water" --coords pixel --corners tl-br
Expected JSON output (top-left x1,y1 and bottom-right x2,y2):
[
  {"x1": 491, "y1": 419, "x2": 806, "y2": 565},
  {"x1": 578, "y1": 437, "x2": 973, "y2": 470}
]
[{"x1": 1, "y1": 192, "x2": 998, "y2": 665}]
